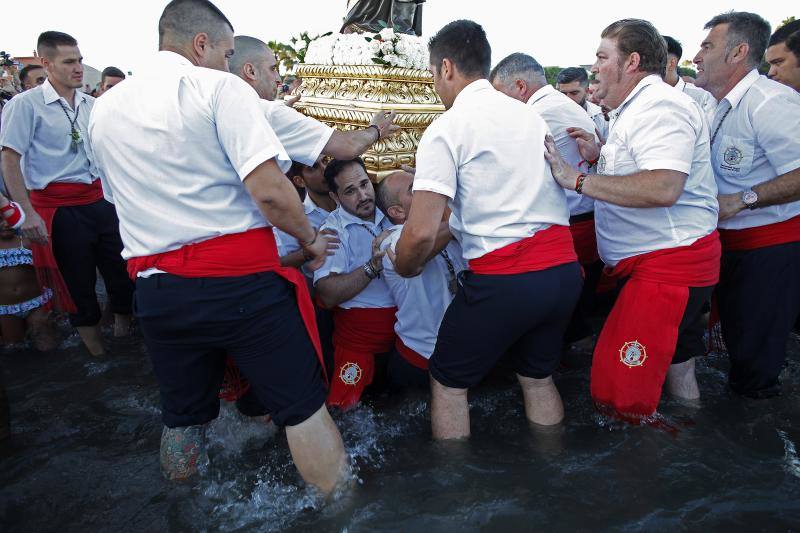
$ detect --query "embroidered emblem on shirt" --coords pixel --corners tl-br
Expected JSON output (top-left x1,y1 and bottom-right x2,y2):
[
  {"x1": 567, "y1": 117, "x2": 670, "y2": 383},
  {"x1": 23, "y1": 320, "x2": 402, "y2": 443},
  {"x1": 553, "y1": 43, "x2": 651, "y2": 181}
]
[
  {"x1": 723, "y1": 146, "x2": 743, "y2": 167},
  {"x1": 339, "y1": 362, "x2": 363, "y2": 385},
  {"x1": 597, "y1": 154, "x2": 607, "y2": 174},
  {"x1": 619, "y1": 340, "x2": 647, "y2": 368}
]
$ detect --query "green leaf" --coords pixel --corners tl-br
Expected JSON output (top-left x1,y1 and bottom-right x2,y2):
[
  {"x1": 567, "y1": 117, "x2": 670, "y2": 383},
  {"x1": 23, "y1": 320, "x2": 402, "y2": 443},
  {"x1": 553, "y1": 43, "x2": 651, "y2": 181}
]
[{"x1": 372, "y1": 57, "x2": 390, "y2": 66}]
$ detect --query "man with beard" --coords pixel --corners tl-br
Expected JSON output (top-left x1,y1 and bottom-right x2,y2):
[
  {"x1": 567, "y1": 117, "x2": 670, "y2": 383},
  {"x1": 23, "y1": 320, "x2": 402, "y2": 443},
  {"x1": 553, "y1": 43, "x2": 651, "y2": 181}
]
[
  {"x1": 765, "y1": 19, "x2": 800, "y2": 92},
  {"x1": 557, "y1": 66, "x2": 608, "y2": 142},
  {"x1": 314, "y1": 158, "x2": 396, "y2": 408},
  {"x1": 546, "y1": 19, "x2": 720, "y2": 421},
  {"x1": 693, "y1": 12, "x2": 800, "y2": 398},
  {"x1": 662, "y1": 35, "x2": 717, "y2": 121}
]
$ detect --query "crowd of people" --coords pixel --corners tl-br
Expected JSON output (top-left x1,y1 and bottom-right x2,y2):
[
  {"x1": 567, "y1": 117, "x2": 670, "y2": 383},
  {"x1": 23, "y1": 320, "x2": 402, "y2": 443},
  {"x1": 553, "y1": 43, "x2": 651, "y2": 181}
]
[{"x1": 0, "y1": 0, "x2": 798, "y2": 496}]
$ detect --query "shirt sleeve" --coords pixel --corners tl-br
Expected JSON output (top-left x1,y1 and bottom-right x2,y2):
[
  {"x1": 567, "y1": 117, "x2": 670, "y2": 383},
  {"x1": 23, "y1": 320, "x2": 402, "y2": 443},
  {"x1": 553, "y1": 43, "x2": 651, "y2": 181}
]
[
  {"x1": 313, "y1": 219, "x2": 350, "y2": 284},
  {"x1": 273, "y1": 226, "x2": 300, "y2": 256},
  {"x1": 268, "y1": 103, "x2": 334, "y2": 166},
  {"x1": 752, "y1": 92, "x2": 800, "y2": 176},
  {"x1": 626, "y1": 98, "x2": 696, "y2": 174},
  {"x1": 0, "y1": 96, "x2": 34, "y2": 156},
  {"x1": 412, "y1": 121, "x2": 458, "y2": 199},
  {"x1": 213, "y1": 75, "x2": 291, "y2": 180}
]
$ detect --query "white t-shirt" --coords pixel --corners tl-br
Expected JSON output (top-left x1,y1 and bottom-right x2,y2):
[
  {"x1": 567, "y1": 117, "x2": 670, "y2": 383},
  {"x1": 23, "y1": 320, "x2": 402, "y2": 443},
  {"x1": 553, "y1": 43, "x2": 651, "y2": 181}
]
[
  {"x1": 527, "y1": 84, "x2": 597, "y2": 216},
  {"x1": 259, "y1": 99, "x2": 333, "y2": 173},
  {"x1": 710, "y1": 69, "x2": 800, "y2": 230},
  {"x1": 412, "y1": 79, "x2": 570, "y2": 261},
  {"x1": 675, "y1": 78, "x2": 717, "y2": 125},
  {"x1": 88, "y1": 51, "x2": 290, "y2": 259},
  {"x1": 313, "y1": 206, "x2": 394, "y2": 309},
  {"x1": 595, "y1": 74, "x2": 719, "y2": 266},
  {"x1": 382, "y1": 226, "x2": 465, "y2": 358},
  {"x1": 0, "y1": 79, "x2": 99, "y2": 189}
]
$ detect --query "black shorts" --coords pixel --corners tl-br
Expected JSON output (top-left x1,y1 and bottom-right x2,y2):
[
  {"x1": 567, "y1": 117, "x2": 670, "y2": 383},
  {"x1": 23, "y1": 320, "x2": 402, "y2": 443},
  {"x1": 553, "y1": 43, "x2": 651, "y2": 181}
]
[
  {"x1": 430, "y1": 262, "x2": 583, "y2": 389},
  {"x1": 135, "y1": 272, "x2": 327, "y2": 428}
]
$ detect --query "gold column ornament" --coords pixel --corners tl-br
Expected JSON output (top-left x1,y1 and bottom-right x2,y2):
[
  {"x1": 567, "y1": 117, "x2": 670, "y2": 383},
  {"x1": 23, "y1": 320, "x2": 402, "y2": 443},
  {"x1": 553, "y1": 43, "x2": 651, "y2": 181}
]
[{"x1": 293, "y1": 64, "x2": 444, "y2": 180}]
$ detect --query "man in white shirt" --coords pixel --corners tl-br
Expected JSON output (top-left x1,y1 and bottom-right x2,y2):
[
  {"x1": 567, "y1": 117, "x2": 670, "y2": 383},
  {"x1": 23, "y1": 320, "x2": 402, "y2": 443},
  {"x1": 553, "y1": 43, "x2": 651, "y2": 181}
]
[
  {"x1": 693, "y1": 11, "x2": 800, "y2": 398},
  {"x1": 766, "y1": 20, "x2": 800, "y2": 93},
  {"x1": 490, "y1": 53, "x2": 602, "y2": 344},
  {"x1": 663, "y1": 35, "x2": 717, "y2": 122},
  {"x1": 376, "y1": 170, "x2": 465, "y2": 388},
  {"x1": 88, "y1": 0, "x2": 346, "y2": 494},
  {"x1": 394, "y1": 20, "x2": 582, "y2": 440},
  {"x1": 556, "y1": 67, "x2": 609, "y2": 143},
  {"x1": 0, "y1": 31, "x2": 134, "y2": 357},
  {"x1": 545, "y1": 19, "x2": 720, "y2": 421},
  {"x1": 314, "y1": 157, "x2": 396, "y2": 408}
]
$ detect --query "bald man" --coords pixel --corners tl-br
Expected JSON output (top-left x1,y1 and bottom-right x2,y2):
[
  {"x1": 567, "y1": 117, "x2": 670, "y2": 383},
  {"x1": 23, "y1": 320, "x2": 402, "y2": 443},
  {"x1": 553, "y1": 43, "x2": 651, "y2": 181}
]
[{"x1": 377, "y1": 171, "x2": 465, "y2": 388}]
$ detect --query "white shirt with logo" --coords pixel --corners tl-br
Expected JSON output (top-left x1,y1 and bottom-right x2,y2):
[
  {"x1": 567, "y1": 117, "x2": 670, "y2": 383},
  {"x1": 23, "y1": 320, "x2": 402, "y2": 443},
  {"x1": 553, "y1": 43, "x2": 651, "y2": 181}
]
[
  {"x1": 595, "y1": 74, "x2": 718, "y2": 266},
  {"x1": 313, "y1": 206, "x2": 394, "y2": 309},
  {"x1": 527, "y1": 84, "x2": 597, "y2": 217},
  {"x1": 412, "y1": 79, "x2": 570, "y2": 261},
  {"x1": 382, "y1": 226, "x2": 465, "y2": 358},
  {"x1": 710, "y1": 69, "x2": 800, "y2": 230},
  {"x1": 88, "y1": 51, "x2": 290, "y2": 260},
  {"x1": 0, "y1": 79, "x2": 99, "y2": 189}
]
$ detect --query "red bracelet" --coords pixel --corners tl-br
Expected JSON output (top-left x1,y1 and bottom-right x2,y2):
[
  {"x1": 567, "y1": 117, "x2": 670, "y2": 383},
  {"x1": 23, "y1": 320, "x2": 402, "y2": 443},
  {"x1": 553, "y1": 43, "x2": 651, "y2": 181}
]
[{"x1": 575, "y1": 173, "x2": 588, "y2": 194}]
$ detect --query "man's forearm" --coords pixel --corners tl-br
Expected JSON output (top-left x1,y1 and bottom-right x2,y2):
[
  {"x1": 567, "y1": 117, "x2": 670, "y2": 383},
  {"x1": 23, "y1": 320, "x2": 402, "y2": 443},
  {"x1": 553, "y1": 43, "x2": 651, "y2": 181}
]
[
  {"x1": 1, "y1": 149, "x2": 32, "y2": 210},
  {"x1": 280, "y1": 249, "x2": 307, "y2": 268},
  {"x1": 753, "y1": 168, "x2": 800, "y2": 208},
  {"x1": 581, "y1": 169, "x2": 686, "y2": 208},
  {"x1": 324, "y1": 128, "x2": 379, "y2": 160},
  {"x1": 316, "y1": 269, "x2": 372, "y2": 308},
  {"x1": 395, "y1": 223, "x2": 436, "y2": 277}
]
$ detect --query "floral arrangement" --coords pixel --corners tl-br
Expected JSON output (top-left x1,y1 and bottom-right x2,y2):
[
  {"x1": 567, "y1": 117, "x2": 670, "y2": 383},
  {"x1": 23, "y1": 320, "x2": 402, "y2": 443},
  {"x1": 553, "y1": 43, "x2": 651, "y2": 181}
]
[{"x1": 304, "y1": 28, "x2": 429, "y2": 70}]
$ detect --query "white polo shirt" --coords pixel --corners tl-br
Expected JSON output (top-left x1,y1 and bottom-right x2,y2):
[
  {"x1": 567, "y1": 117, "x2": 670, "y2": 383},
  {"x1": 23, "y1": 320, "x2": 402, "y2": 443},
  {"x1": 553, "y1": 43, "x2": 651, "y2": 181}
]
[
  {"x1": 596, "y1": 74, "x2": 718, "y2": 266},
  {"x1": 382, "y1": 226, "x2": 465, "y2": 358},
  {"x1": 260, "y1": 99, "x2": 333, "y2": 173},
  {"x1": 585, "y1": 100, "x2": 609, "y2": 144},
  {"x1": 88, "y1": 51, "x2": 289, "y2": 259},
  {"x1": 710, "y1": 69, "x2": 800, "y2": 230},
  {"x1": 412, "y1": 79, "x2": 570, "y2": 261},
  {"x1": 313, "y1": 205, "x2": 394, "y2": 309},
  {"x1": 675, "y1": 78, "x2": 717, "y2": 124},
  {"x1": 0, "y1": 79, "x2": 99, "y2": 189},
  {"x1": 528, "y1": 84, "x2": 597, "y2": 217},
  {"x1": 273, "y1": 194, "x2": 331, "y2": 256}
]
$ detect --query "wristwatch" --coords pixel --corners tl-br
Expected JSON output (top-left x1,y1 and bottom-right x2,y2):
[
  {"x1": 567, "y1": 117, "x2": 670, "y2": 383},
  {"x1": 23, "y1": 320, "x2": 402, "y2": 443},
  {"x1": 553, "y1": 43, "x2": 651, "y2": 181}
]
[{"x1": 741, "y1": 189, "x2": 759, "y2": 210}]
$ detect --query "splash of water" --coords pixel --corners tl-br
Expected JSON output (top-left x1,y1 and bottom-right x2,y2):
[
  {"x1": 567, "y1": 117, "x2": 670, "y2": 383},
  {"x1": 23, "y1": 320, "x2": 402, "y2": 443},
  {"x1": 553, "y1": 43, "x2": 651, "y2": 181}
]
[{"x1": 777, "y1": 429, "x2": 800, "y2": 479}]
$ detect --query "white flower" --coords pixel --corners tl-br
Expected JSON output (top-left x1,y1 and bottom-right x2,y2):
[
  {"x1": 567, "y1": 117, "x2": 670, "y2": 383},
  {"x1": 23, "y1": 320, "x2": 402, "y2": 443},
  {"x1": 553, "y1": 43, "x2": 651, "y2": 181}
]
[
  {"x1": 379, "y1": 40, "x2": 395, "y2": 55},
  {"x1": 378, "y1": 27, "x2": 395, "y2": 41}
]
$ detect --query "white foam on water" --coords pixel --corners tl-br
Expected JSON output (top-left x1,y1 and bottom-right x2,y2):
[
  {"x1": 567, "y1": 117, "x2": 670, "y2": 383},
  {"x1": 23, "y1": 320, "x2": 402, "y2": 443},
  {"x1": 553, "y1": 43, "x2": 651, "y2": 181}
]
[
  {"x1": 84, "y1": 360, "x2": 113, "y2": 376},
  {"x1": 777, "y1": 429, "x2": 800, "y2": 479},
  {"x1": 206, "y1": 402, "x2": 278, "y2": 456}
]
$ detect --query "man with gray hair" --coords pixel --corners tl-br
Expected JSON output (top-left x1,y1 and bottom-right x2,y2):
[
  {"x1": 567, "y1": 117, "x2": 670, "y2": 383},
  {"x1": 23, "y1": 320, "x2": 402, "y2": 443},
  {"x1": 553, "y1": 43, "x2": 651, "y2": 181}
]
[
  {"x1": 693, "y1": 12, "x2": 800, "y2": 398},
  {"x1": 491, "y1": 53, "x2": 602, "y2": 345},
  {"x1": 89, "y1": 0, "x2": 347, "y2": 493}
]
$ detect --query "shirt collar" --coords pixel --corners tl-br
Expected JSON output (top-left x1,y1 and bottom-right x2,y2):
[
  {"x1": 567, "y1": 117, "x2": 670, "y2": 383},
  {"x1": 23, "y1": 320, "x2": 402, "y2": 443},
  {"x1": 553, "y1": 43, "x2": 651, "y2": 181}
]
[
  {"x1": 303, "y1": 194, "x2": 330, "y2": 216},
  {"x1": 528, "y1": 84, "x2": 556, "y2": 106},
  {"x1": 336, "y1": 204, "x2": 386, "y2": 228},
  {"x1": 41, "y1": 78, "x2": 87, "y2": 108},
  {"x1": 610, "y1": 74, "x2": 661, "y2": 119},
  {"x1": 156, "y1": 50, "x2": 195, "y2": 68},
  {"x1": 452, "y1": 78, "x2": 492, "y2": 107},
  {"x1": 723, "y1": 69, "x2": 760, "y2": 110},
  {"x1": 675, "y1": 78, "x2": 687, "y2": 92}
]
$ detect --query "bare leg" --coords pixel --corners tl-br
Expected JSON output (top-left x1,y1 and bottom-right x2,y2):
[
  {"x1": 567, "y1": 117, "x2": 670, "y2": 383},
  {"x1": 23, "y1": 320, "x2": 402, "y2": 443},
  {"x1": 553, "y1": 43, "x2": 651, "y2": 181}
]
[
  {"x1": 518, "y1": 375, "x2": 564, "y2": 426},
  {"x1": 430, "y1": 376, "x2": 470, "y2": 440},
  {"x1": 113, "y1": 313, "x2": 133, "y2": 337},
  {"x1": 160, "y1": 425, "x2": 208, "y2": 481},
  {"x1": 285, "y1": 405, "x2": 348, "y2": 495},
  {"x1": 77, "y1": 325, "x2": 105, "y2": 356},
  {"x1": 26, "y1": 309, "x2": 60, "y2": 352},
  {"x1": 666, "y1": 358, "x2": 700, "y2": 401}
]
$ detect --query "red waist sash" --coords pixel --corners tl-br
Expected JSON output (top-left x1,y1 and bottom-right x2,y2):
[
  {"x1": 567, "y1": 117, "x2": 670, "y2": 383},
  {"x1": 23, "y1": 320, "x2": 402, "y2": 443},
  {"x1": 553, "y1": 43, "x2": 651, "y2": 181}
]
[
  {"x1": 468, "y1": 225, "x2": 577, "y2": 275},
  {"x1": 718, "y1": 215, "x2": 800, "y2": 252},
  {"x1": 28, "y1": 180, "x2": 105, "y2": 313},
  {"x1": 128, "y1": 227, "x2": 325, "y2": 380},
  {"x1": 394, "y1": 337, "x2": 429, "y2": 370},
  {"x1": 327, "y1": 306, "x2": 397, "y2": 409},
  {"x1": 569, "y1": 216, "x2": 600, "y2": 266}
]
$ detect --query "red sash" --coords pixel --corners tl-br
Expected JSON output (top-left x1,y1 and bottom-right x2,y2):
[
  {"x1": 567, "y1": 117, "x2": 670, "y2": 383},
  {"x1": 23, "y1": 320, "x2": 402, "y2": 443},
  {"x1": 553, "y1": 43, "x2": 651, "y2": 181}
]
[
  {"x1": 469, "y1": 225, "x2": 577, "y2": 275},
  {"x1": 28, "y1": 180, "x2": 105, "y2": 313},
  {"x1": 569, "y1": 217, "x2": 600, "y2": 266},
  {"x1": 591, "y1": 232, "x2": 720, "y2": 422},
  {"x1": 127, "y1": 227, "x2": 326, "y2": 385},
  {"x1": 394, "y1": 337, "x2": 430, "y2": 370},
  {"x1": 718, "y1": 215, "x2": 800, "y2": 252},
  {"x1": 328, "y1": 306, "x2": 397, "y2": 409}
]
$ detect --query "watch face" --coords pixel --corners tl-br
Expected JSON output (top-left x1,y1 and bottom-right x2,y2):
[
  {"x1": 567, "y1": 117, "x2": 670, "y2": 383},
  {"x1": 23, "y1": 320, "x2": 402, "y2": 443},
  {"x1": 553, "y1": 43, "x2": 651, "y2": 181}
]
[{"x1": 743, "y1": 190, "x2": 758, "y2": 205}]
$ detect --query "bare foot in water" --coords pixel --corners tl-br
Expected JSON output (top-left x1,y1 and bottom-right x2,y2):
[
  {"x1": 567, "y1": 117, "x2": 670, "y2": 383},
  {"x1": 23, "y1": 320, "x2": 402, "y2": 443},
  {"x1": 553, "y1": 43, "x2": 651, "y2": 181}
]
[{"x1": 666, "y1": 358, "x2": 701, "y2": 403}]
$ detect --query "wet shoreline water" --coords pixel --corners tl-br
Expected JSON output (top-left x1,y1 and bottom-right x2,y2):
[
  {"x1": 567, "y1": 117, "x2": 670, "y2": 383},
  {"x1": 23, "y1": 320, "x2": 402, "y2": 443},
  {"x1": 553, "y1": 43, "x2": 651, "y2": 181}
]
[{"x1": 1, "y1": 330, "x2": 800, "y2": 532}]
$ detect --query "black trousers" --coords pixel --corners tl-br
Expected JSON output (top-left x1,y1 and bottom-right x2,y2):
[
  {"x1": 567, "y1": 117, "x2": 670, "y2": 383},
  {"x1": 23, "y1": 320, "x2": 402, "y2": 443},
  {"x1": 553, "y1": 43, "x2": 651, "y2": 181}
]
[
  {"x1": 135, "y1": 272, "x2": 327, "y2": 427},
  {"x1": 51, "y1": 200, "x2": 133, "y2": 327},
  {"x1": 717, "y1": 242, "x2": 800, "y2": 397}
]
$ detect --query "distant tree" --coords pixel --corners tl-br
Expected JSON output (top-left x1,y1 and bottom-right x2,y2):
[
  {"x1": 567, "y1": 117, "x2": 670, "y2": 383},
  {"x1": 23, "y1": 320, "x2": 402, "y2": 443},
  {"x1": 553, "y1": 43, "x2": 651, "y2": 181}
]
[
  {"x1": 268, "y1": 31, "x2": 332, "y2": 75},
  {"x1": 780, "y1": 16, "x2": 796, "y2": 27},
  {"x1": 544, "y1": 66, "x2": 562, "y2": 87},
  {"x1": 678, "y1": 66, "x2": 696, "y2": 78}
]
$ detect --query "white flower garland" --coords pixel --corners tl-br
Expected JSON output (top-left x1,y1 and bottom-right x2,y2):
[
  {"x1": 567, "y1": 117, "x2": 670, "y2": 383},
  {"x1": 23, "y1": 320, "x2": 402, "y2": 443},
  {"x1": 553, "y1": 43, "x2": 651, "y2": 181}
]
[{"x1": 304, "y1": 28, "x2": 429, "y2": 70}]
